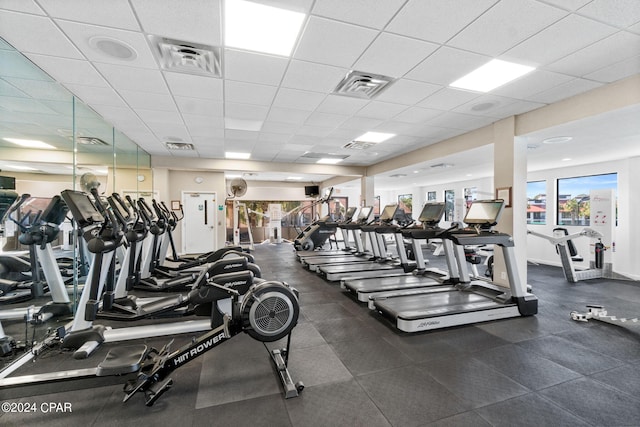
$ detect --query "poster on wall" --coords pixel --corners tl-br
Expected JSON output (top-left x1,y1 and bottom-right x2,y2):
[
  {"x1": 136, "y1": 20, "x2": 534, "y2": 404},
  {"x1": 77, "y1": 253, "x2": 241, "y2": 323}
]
[
  {"x1": 444, "y1": 189, "x2": 454, "y2": 221},
  {"x1": 398, "y1": 194, "x2": 413, "y2": 215},
  {"x1": 427, "y1": 191, "x2": 437, "y2": 201}
]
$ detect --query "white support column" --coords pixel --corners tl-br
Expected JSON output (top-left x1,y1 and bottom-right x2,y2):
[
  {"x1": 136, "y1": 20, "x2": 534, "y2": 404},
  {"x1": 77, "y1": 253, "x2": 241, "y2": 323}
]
[
  {"x1": 493, "y1": 117, "x2": 528, "y2": 289},
  {"x1": 361, "y1": 176, "x2": 375, "y2": 207}
]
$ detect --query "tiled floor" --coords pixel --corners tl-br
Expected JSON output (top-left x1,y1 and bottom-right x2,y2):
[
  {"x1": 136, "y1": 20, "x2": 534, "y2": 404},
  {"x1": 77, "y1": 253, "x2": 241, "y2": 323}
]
[{"x1": 1, "y1": 243, "x2": 639, "y2": 426}]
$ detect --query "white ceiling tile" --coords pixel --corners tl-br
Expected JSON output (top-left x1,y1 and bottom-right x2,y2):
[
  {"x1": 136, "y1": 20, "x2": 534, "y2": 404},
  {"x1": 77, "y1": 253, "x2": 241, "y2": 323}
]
[
  {"x1": 224, "y1": 49, "x2": 289, "y2": 86},
  {"x1": 0, "y1": 0, "x2": 45, "y2": 14},
  {"x1": 629, "y1": 21, "x2": 640, "y2": 34},
  {"x1": 224, "y1": 129, "x2": 259, "y2": 140},
  {"x1": 130, "y1": 0, "x2": 221, "y2": 45},
  {"x1": 146, "y1": 122, "x2": 190, "y2": 139},
  {"x1": 164, "y1": 72, "x2": 223, "y2": 100},
  {"x1": 316, "y1": 95, "x2": 368, "y2": 115},
  {"x1": 311, "y1": 0, "x2": 405, "y2": 29},
  {"x1": 418, "y1": 88, "x2": 480, "y2": 110},
  {"x1": 38, "y1": 0, "x2": 139, "y2": 30},
  {"x1": 136, "y1": 108, "x2": 183, "y2": 124},
  {"x1": 491, "y1": 69, "x2": 573, "y2": 99},
  {"x1": 55, "y1": 20, "x2": 157, "y2": 68},
  {"x1": 0, "y1": 10, "x2": 83, "y2": 58},
  {"x1": 304, "y1": 112, "x2": 348, "y2": 127},
  {"x1": 386, "y1": 0, "x2": 498, "y2": 43},
  {"x1": 392, "y1": 107, "x2": 444, "y2": 124},
  {"x1": 293, "y1": 16, "x2": 378, "y2": 67},
  {"x1": 545, "y1": 31, "x2": 640, "y2": 77},
  {"x1": 355, "y1": 100, "x2": 406, "y2": 120},
  {"x1": 260, "y1": 120, "x2": 298, "y2": 134},
  {"x1": 427, "y1": 111, "x2": 495, "y2": 131},
  {"x1": 174, "y1": 96, "x2": 223, "y2": 117},
  {"x1": 448, "y1": 0, "x2": 568, "y2": 56},
  {"x1": 453, "y1": 94, "x2": 516, "y2": 117},
  {"x1": 24, "y1": 54, "x2": 108, "y2": 87},
  {"x1": 488, "y1": 99, "x2": 546, "y2": 117},
  {"x1": 250, "y1": 0, "x2": 314, "y2": 14},
  {"x1": 94, "y1": 63, "x2": 168, "y2": 92},
  {"x1": 353, "y1": 33, "x2": 439, "y2": 78},
  {"x1": 267, "y1": 107, "x2": 310, "y2": 125},
  {"x1": 373, "y1": 120, "x2": 422, "y2": 135},
  {"x1": 295, "y1": 125, "x2": 333, "y2": 137},
  {"x1": 258, "y1": 132, "x2": 292, "y2": 143},
  {"x1": 182, "y1": 114, "x2": 224, "y2": 129},
  {"x1": 224, "y1": 102, "x2": 269, "y2": 120},
  {"x1": 93, "y1": 105, "x2": 140, "y2": 125},
  {"x1": 376, "y1": 79, "x2": 441, "y2": 105},
  {"x1": 186, "y1": 123, "x2": 225, "y2": 138},
  {"x1": 537, "y1": 0, "x2": 591, "y2": 11},
  {"x1": 272, "y1": 88, "x2": 326, "y2": 111},
  {"x1": 281, "y1": 60, "x2": 347, "y2": 93},
  {"x1": 584, "y1": 54, "x2": 640, "y2": 82},
  {"x1": 406, "y1": 46, "x2": 490, "y2": 86},
  {"x1": 504, "y1": 14, "x2": 618, "y2": 66},
  {"x1": 527, "y1": 77, "x2": 603, "y2": 103},
  {"x1": 224, "y1": 80, "x2": 277, "y2": 106},
  {"x1": 119, "y1": 89, "x2": 177, "y2": 111},
  {"x1": 577, "y1": 0, "x2": 640, "y2": 28},
  {"x1": 63, "y1": 84, "x2": 127, "y2": 107},
  {"x1": 340, "y1": 116, "x2": 385, "y2": 131}
]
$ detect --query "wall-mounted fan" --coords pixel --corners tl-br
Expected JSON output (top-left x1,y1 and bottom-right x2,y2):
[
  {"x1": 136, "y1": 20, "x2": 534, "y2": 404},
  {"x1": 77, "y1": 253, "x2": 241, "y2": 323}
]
[
  {"x1": 79, "y1": 172, "x2": 101, "y2": 193},
  {"x1": 227, "y1": 177, "x2": 248, "y2": 199}
]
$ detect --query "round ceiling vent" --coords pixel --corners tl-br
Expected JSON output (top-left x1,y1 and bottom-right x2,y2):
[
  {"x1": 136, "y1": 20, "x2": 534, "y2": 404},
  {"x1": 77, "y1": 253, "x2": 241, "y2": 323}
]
[{"x1": 89, "y1": 36, "x2": 137, "y2": 60}]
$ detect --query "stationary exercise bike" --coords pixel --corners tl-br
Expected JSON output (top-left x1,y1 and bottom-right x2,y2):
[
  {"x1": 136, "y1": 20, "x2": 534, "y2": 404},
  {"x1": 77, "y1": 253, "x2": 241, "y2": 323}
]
[{"x1": 0, "y1": 276, "x2": 304, "y2": 406}]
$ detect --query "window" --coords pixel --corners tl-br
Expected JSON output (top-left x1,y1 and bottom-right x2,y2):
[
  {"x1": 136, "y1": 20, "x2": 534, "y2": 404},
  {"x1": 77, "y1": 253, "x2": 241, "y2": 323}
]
[
  {"x1": 444, "y1": 189, "x2": 455, "y2": 221},
  {"x1": 527, "y1": 181, "x2": 546, "y2": 225},
  {"x1": 556, "y1": 173, "x2": 617, "y2": 226},
  {"x1": 373, "y1": 196, "x2": 380, "y2": 215},
  {"x1": 463, "y1": 187, "x2": 477, "y2": 209},
  {"x1": 427, "y1": 191, "x2": 436, "y2": 201},
  {"x1": 398, "y1": 194, "x2": 413, "y2": 215}
]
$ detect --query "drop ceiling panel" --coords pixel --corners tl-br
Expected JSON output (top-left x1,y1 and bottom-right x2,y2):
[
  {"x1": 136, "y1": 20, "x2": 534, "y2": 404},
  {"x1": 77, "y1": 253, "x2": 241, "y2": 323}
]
[
  {"x1": 260, "y1": 121, "x2": 298, "y2": 135},
  {"x1": 38, "y1": 0, "x2": 139, "y2": 31},
  {"x1": 281, "y1": 60, "x2": 347, "y2": 93},
  {"x1": 585, "y1": 54, "x2": 640, "y2": 82},
  {"x1": 386, "y1": 0, "x2": 498, "y2": 44},
  {"x1": 427, "y1": 111, "x2": 496, "y2": 131},
  {"x1": 311, "y1": 0, "x2": 405, "y2": 29},
  {"x1": 147, "y1": 122, "x2": 190, "y2": 140},
  {"x1": 225, "y1": 129, "x2": 259, "y2": 141},
  {"x1": 266, "y1": 107, "x2": 310, "y2": 125},
  {"x1": 392, "y1": 107, "x2": 444, "y2": 124},
  {"x1": 546, "y1": 31, "x2": 640, "y2": 77},
  {"x1": 118, "y1": 89, "x2": 177, "y2": 111},
  {"x1": 94, "y1": 63, "x2": 168, "y2": 93},
  {"x1": 491, "y1": 69, "x2": 573, "y2": 99},
  {"x1": 316, "y1": 95, "x2": 368, "y2": 115},
  {"x1": 24, "y1": 54, "x2": 108, "y2": 87},
  {"x1": 527, "y1": 77, "x2": 603, "y2": 104},
  {"x1": 448, "y1": 0, "x2": 568, "y2": 56},
  {"x1": 539, "y1": 0, "x2": 591, "y2": 11},
  {"x1": 577, "y1": 0, "x2": 640, "y2": 28},
  {"x1": 340, "y1": 116, "x2": 385, "y2": 131},
  {"x1": 504, "y1": 14, "x2": 617, "y2": 66},
  {"x1": 418, "y1": 88, "x2": 480, "y2": 111},
  {"x1": 64, "y1": 84, "x2": 126, "y2": 107},
  {"x1": 174, "y1": 96, "x2": 223, "y2": 117},
  {"x1": 375, "y1": 79, "x2": 440, "y2": 106},
  {"x1": 353, "y1": 100, "x2": 406, "y2": 120},
  {"x1": 489, "y1": 99, "x2": 546, "y2": 117},
  {"x1": 258, "y1": 133, "x2": 292, "y2": 144},
  {"x1": 224, "y1": 102, "x2": 269, "y2": 120},
  {"x1": 295, "y1": 125, "x2": 333, "y2": 137},
  {"x1": 0, "y1": 10, "x2": 83, "y2": 58},
  {"x1": 130, "y1": 0, "x2": 222, "y2": 46},
  {"x1": 55, "y1": 20, "x2": 157, "y2": 68},
  {"x1": 453, "y1": 94, "x2": 516, "y2": 117},
  {"x1": 3, "y1": 78, "x2": 71, "y2": 101},
  {"x1": 304, "y1": 112, "x2": 349, "y2": 128},
  {"x1": 353, "y1": 33, "x2": 439, "y2": 78},
  {"x1": 186, "y1": 123, "x2": 224, "y2": 138},
  {"x1": 272, "y1": 88, "x2": 326, "y2": 111},
  {"x1": 0, "y1": 0, "x2": 44, "y2": 14},
  {"x1": 136, "y1": 108, "x2": 183, "y2": 125},
  {"x1": 163, "y1": 72, "x2": 223, "y2": 100},
  {"x1": 224, "y1": 49, "x2": 289, "y2": 86},
  {"x1": 406, "y1": 46, "x2": 490, "y2": 86},
  {"x1": 224, "y1": 80, "x2": 277, "y2": 106},
  {"x1": 182, "y1": 114, "x2": 224, "y2": 128},
  {"x1": 293, "y1": 16, "x2": 378, "y2": 67}
]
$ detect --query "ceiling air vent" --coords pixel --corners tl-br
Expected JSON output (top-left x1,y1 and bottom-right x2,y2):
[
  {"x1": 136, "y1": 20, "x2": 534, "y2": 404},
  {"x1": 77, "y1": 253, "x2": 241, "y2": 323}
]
[
  {"x1": 430, "y1": 163, "x2": 454, "y2": 169},
  {"x1": 149, "y1": 36, "x2": 221, "y2": 77},
  {"x1": 165, "y1": 142, "x2": 195, "y2": 150},
  {"x1": 77, "y1": 137, "x2": 109, "y2": 146},
  {"x1": 301, "y1": 152, "x2": 349, "y2": 160},
  {"x1": 343, "y1": 140, "x2": 377, "y2": 150},
  {"x1": 334, "y1": 70, "x2": 394, "y2": 99}
]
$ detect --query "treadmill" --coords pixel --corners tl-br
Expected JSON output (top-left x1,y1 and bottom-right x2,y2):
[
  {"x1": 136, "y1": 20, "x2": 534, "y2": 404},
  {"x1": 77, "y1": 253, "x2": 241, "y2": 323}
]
[
  {"x1": 317, "y1": 204, "x2": 416, "y2": 281},
  {"x1": 370, "y1": 199, "x2": 538, "y2": 332},
  {"x1": 300, "y1": 206, "x2": 375, "y2": 271},
  {"x1": 295, "y1": 206, "x2": 359, "y2": 260},
  {"x1": 342, "y1": 202, "x2": 458, "y2": 302}
]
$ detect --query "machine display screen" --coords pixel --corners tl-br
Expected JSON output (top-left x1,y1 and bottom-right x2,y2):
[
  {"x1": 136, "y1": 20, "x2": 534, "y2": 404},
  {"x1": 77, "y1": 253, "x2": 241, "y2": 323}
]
[
  {"x1": 61, "y1": 190, "x2": 105, "y2": 227},
  {"x1": 418, "y1": 203, "x2": 445, "y2": 224},
  {"x1": 358, "y1": 206, "x2": 372, "y2": 220},
  {"x1": 344, "y1": 206, "x2": 357, "y2": 221},
  {"x1": 464, "y1": 200, "x2": 504, "y2": 225},
  {"x1": 380, "y1": 204, "x2": 398, "y2": 221}
]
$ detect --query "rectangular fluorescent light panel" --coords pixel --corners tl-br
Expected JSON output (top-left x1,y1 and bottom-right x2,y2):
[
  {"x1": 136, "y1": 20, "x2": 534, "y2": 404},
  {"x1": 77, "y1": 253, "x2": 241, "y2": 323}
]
[
  {"x1": 317, "y1": 158, "x2": 343, "y2": 165},
  {"x1": 3, "y1": 138, "x2": 56, "y2": 149},
  {"x1": 225, "y1": 151, "x2": 251, "y2": 159},
  {"x1": 225, "y1": 0, "x2": 305, "y2": 56},
  {"x1": 355, "y1": 131, "x2": 395, "y2": 143},
  {"x1": 449, "y1": 59, "x2": 535, "y2": 92}
]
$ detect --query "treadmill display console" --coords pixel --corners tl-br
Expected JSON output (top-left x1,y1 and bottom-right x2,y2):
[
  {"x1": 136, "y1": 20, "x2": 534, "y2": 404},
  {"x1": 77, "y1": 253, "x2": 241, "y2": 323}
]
[
  {"x1": 418, "y1": 203, "x2": 445, "y2": 225},
  {"x1": 380, "y1": 204, "x2": 398, "y2": 222},
  {"x1": 357, "y1": 206, "x2": 373, "y2": 221},
  {"x1": 61, "y1": 190, "x2": 105, "y2": 228},
  {"x1": 344, "y1": 206, "x2": 357, "y2": 222},
  {"x1": 464, "y1": 199, "x2": 504, "y2": 226}
]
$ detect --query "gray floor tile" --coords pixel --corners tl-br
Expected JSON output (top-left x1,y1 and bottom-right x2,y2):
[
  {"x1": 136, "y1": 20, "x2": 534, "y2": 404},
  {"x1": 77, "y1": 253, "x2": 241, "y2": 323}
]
[
  {"x1": 428, "y1": 325, "x2": 511, "y2": 353},
  {"x1": 475, "y1": 393, "x2": 592, "y2": 427},
  {"x1": 286, "y1": 343, "x2": 353, "y2": 388},
  {"x1": 421, "y1": 411, "x2": 492, "y2": 427},
  {"x1": 301, "y1": 302, "x2": 355, "y2": 322},
  {"x1": 591, "y1": 363, "x2": 640, "y2": 397},
  {"x1": 193, "y1": 394, "x2": 292, "y2": 427},
  {"x1": 357, "y1": 365, "x2": 471, "y2": 427},
  {"x1": 383, "y1": 332, "x2": 463, "y2": 363},
  {"x1": 286, "y1": 379, "x2": 391, "y2": 427},
  {"x1": 473, "y1": 344, "x2": 582, "y2": 390},
  {"x1": 539, "y1": 377, "x2": 640, "y2": 426},
  {"x1": 558, "y1": 324, "x2": 640, "y2": 363},
  {"x1": 422, "y1": 356, "x2": 530, "y2": 408},
  {"x1": 313, "y1": 316, "x2": 380, "y2": 343},
  {"x1": 331, "y1": 337, "x2": 413, "y2": 376}
]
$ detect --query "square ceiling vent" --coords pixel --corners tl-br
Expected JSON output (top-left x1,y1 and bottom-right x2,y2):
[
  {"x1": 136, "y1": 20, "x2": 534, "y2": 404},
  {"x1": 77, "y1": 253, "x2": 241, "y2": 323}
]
[
  {"x1": 165, "y1": 142, "x2": 195, "y2": 150},
  {"x1": 333, "y1": 70, "x2": 394, "y2": 99},
  {"x1": 149, "y1": 36, "x2": 221, "y2": 77},
  {"x1": 342, "y1": 140, "x2": 376, "y2": 150}
]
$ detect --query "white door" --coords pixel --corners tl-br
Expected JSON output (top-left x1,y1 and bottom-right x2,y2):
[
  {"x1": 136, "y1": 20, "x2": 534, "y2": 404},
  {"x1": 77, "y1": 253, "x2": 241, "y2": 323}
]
[{"x1": 182, "y1": 191, "x2": 217, "y2": 255}]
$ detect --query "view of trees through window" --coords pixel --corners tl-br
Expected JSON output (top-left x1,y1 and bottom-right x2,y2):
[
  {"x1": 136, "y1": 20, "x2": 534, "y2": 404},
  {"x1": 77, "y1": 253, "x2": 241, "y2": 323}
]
[
  {"x1": 398, "y1": 194, "x2": 413, "y2": 215},
  {"x1": 527, "y1": 181, "x2": 546, "y2": 225},
  {"x1": 556, "y1": 173, "x2": 617, "y2": 226}
]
